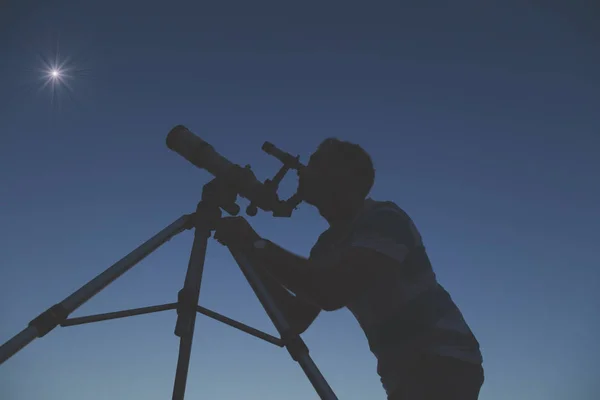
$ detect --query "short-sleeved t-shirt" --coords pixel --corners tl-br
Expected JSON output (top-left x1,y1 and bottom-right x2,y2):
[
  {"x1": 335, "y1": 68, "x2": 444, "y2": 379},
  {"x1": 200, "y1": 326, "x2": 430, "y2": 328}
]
[{"x1": 309, "y1": 199, "x2": 482, "y2": 395}]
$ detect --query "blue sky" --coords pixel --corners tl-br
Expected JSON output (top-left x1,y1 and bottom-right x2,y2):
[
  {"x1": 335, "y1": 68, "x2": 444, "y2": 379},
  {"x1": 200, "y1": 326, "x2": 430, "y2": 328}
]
[{"x1": 1, "y1": 1, "x2": 598, "y2": 399}]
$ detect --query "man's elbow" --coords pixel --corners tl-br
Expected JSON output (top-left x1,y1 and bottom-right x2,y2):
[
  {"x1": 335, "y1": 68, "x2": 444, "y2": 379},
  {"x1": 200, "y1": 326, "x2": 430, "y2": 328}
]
[
  {"x1": 287, "y1": 301, "x2": 321, "y2": 334},
  {"x1": 317, "y1": 296, "x2": 346, "y2": 312},
  {"x1": 308, "y1": 284, "x2": 350, "y2": 311},
  {"x1": 320, "y1": 303, "x2": 342, "y2": 312}
]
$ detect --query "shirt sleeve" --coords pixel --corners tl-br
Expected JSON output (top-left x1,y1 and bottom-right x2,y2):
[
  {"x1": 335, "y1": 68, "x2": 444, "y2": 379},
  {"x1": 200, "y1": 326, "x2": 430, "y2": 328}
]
[{"x1": 347, "y1": 206, "x2": 422, "y2": 264}]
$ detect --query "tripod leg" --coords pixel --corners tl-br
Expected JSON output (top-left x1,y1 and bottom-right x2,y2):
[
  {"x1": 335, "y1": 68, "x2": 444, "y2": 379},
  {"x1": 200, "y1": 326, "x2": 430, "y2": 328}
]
[
  {"x1": 172, "y1": 205, "x2": 217, "y2": 400},
  {"x1": 229, "y1": 250, "x2": 339, "y2": 400},
  {"x1": 0, "y1": 215, "x2": 191, "y2": 366}
]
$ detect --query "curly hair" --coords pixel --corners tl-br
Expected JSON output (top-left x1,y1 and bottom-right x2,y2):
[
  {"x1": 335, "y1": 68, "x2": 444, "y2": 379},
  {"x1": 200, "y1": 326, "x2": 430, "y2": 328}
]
[{"x1": 316, "y1": 138, "x2": 375, "y2": 199}]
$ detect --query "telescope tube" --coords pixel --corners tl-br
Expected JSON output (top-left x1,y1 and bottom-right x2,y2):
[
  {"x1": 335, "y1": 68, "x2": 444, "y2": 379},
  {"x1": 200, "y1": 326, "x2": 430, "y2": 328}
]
[
  {"x1": 166, "y1": 125, "x2": 280, "y2": 213},
  {"x1": 166, "y1": 125, "x2": 236, "y2": 178}
]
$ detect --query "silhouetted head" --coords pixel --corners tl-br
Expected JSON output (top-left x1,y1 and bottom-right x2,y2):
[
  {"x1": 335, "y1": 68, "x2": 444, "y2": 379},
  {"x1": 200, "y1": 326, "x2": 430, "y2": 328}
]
[{"x1": 298, "y1": 138, "x2": 375, "y2": 224}]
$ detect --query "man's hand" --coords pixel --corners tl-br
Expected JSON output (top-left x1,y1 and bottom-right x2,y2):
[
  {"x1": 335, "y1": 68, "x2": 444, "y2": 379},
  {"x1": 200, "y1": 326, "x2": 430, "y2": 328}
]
[{"x1": 213, "y1": 216, "x2": 261, "y2": 251}]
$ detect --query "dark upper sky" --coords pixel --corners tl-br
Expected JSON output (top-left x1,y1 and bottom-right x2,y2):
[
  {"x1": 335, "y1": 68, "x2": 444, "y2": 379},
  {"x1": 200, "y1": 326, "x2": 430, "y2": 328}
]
[{"x1": 1, "y1": 1, "x2": 599, "y2": 399}]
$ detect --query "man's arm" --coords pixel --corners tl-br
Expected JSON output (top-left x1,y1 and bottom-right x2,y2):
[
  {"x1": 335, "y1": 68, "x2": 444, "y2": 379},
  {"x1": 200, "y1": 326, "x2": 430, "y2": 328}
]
[
  {"x1": 252, "y1": 241, "x2": 397, "y2": 311},
  {"x1": 254, "y1": 206, "x2": 419, "y2": 311},
  {"x1": 243, "y1": 249, "x2": 321, "y2": 334},
  {"x1": 214, "y1": 216, "x2": 320, "y2": 334}
]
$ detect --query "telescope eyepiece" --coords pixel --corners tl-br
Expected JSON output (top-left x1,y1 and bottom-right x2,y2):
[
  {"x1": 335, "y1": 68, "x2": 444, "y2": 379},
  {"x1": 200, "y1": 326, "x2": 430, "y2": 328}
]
[
  {"x1": 262, "y1": 142, "x2": 276, "y2": 154},
  {"x1": 261, "y1": 141, "x2": 304, "y2": 171}
]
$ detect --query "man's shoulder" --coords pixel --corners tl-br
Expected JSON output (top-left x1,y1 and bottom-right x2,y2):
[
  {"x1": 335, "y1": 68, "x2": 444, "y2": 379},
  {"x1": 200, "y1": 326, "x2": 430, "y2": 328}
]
[
  {"x1": 357, "y1": 199, "x2": 414, "y2": 230},
  {"x1": 356, "y1": 199, "x2": 423, "y2": 248},
  {"x1": 309, "y1": 199, "x2": 417, "y2": 259},
  {"x1": 363, "y1": 198, "x2": 410, "y2": 217}
]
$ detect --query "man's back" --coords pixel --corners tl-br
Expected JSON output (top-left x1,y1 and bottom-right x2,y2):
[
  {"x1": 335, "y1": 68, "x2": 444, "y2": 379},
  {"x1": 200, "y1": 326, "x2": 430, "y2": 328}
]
[{"x1": 309, "y1": 199, "x2": 483, "y2": 398}]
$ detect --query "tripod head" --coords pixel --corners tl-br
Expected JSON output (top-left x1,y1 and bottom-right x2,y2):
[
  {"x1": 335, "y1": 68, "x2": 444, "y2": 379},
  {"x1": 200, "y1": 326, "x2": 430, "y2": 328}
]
[{"x1": 166, "y1": 125, "x2": 304, "y2": 218}]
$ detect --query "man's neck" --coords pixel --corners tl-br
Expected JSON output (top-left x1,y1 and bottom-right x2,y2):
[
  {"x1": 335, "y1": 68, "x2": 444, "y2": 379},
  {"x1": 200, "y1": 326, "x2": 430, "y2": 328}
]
[{"x1": 319, "y1": 198, "x2": 366, "y2": 227}]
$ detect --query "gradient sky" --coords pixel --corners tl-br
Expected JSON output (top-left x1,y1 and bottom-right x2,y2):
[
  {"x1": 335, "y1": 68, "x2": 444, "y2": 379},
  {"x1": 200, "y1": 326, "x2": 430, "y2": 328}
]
[{"x1": 1, "y1": 1, "x2": 599, "y2": 399}]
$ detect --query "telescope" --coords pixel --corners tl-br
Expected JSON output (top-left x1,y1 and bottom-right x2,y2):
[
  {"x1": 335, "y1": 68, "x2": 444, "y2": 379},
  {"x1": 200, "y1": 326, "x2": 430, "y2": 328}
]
[
  {"x1": 166, "y1": 125, "x2": 304, "y2": 217},
  {"x1": 0, "y1": 125, "x2": 338, "y2": 400}
]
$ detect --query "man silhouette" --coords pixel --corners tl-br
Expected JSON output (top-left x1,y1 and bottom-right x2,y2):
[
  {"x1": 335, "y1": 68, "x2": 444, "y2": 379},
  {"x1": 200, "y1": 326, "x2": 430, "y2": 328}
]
[{"x1": 214, "y1": 138, "x2": 484, "y2": 400}]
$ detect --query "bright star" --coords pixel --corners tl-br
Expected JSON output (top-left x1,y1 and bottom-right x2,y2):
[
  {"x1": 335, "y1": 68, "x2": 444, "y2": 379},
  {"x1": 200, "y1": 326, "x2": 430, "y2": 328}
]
[
  {"x1": 40, "y1": 57, "x2": 74, "y2": 107},
  {"x1": 30, "y1": 38, "x2": 92, "y2": 109}
]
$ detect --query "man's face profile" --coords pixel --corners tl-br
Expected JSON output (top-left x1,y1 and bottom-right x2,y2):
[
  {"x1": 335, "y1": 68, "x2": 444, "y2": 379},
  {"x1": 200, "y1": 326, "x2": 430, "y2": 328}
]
[{"x1": 298, "y1": 149, "x2": 331, "y2": 206}]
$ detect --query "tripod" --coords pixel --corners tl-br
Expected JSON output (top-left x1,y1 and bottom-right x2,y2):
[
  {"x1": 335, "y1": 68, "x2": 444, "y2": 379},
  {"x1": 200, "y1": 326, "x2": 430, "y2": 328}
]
[{"x1": 0, "y1": 177, "x2": 338, "y2": 400}]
